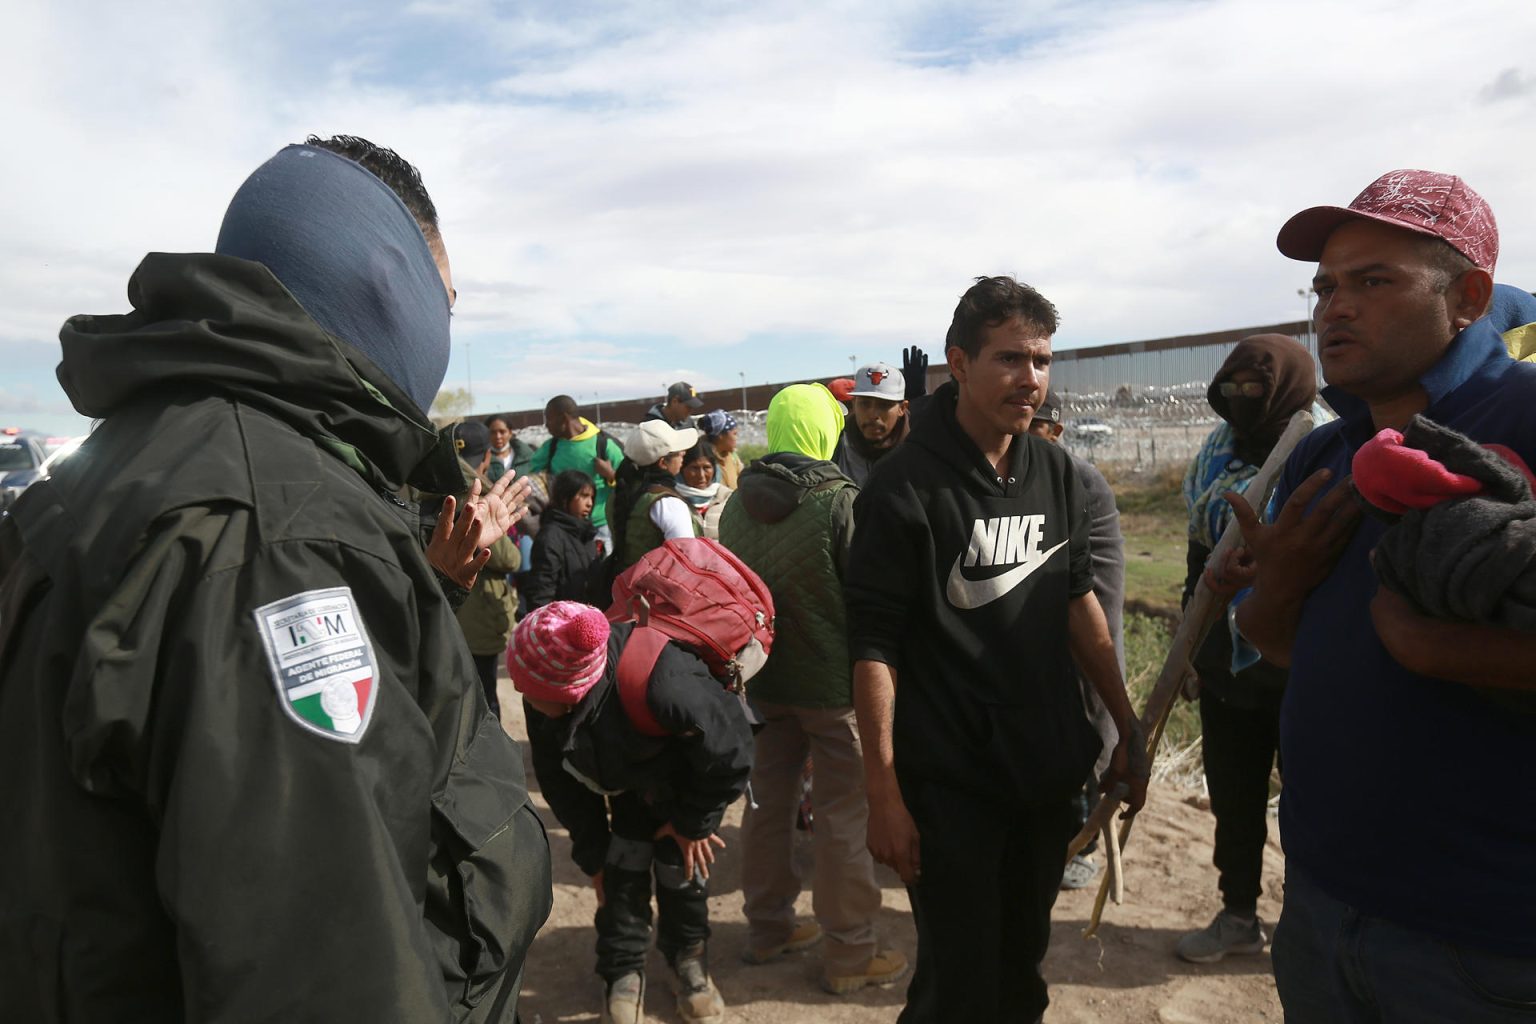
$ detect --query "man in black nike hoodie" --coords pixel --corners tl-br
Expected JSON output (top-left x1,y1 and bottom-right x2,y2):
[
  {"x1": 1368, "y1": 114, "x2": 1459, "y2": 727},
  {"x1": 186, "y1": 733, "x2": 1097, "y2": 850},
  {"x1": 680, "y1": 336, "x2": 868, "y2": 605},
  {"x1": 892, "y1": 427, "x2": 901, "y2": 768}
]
[{"x1": 844, "y1": 275, "x2": 1148, "y2": 1023}]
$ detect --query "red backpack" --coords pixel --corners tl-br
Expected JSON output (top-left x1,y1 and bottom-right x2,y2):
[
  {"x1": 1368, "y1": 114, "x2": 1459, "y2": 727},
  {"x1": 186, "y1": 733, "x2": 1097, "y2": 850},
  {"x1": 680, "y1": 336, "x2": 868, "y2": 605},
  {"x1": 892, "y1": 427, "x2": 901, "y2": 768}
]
[{"x1": 606, "y1": 538, "x2": 775, "y2": 736}]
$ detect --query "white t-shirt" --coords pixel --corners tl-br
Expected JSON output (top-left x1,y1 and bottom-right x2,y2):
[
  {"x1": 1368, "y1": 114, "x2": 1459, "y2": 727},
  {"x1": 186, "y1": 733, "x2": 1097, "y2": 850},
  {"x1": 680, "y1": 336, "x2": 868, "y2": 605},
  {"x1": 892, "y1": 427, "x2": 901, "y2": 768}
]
[{"x1": 649, "y1": 495, "x2": 696, "y2": 540}]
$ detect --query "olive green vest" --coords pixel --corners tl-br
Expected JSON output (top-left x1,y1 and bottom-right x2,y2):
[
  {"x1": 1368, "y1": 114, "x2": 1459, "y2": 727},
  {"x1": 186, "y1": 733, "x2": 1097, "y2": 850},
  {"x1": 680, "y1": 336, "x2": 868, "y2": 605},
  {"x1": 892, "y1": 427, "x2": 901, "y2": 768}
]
[
  {"x1": 718, "y1": 479, "x2": 852, "y2": 708},
  {"x1": 619, "y1": 489, "x2": 700, "y2": 569}
]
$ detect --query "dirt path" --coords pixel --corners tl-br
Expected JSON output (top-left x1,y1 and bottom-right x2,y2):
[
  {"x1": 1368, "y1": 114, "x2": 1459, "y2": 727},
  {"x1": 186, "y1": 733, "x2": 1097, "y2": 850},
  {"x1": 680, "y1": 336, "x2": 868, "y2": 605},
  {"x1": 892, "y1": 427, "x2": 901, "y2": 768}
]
[{"x1": 504, "y1": 698, "x2": 1284, "y2": 1024}]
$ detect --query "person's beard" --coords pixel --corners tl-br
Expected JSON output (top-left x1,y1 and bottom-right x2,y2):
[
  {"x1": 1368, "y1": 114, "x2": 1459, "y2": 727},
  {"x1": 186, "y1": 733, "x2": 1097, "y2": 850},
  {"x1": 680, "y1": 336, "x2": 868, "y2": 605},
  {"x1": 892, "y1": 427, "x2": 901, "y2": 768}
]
[{"x1": 849, "y1": 414, "x2": 905, "y2": 457}]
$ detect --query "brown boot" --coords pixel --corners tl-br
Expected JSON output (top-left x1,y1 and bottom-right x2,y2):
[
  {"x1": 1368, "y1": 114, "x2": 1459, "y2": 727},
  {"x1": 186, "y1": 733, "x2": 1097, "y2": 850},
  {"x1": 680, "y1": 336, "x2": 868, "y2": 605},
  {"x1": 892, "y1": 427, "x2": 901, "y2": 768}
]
[
  {"x1": 822, "y1": 949, "x2": 910, "y2": 995},
  {"x1": 741, "y1": 920, "x2": 824, "y2": 965},
  {"x1": 668, "y1": 944, "x2": 725, "y2": 1022},
  {"x1": 600, "y1": 971, "x2": 645, "y2": 1024}
]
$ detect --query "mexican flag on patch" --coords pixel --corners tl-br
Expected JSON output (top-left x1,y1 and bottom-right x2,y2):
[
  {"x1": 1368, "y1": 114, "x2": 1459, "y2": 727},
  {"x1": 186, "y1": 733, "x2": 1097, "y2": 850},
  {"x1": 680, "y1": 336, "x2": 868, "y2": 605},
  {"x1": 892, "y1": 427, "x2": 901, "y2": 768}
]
[{"x1": 289, "y1": 670, "x2": 374, "y2": 735}]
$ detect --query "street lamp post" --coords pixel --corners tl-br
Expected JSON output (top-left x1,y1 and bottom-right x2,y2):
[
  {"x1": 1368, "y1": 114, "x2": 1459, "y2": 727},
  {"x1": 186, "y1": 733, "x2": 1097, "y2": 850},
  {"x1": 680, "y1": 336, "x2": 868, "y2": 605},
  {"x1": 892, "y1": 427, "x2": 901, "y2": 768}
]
[
  {"x1": 848, "y1": 355, "x2": 856, "y2": 375},
  {"x1": 1297, "y1": 287, "x2": 1315, "y2": 353},
  {"x1": 595, "y1": 391, "x2": 602, "y2": 427},
  {"x1": 739, "y1": 371, "x2": 747, "y2": 412}
]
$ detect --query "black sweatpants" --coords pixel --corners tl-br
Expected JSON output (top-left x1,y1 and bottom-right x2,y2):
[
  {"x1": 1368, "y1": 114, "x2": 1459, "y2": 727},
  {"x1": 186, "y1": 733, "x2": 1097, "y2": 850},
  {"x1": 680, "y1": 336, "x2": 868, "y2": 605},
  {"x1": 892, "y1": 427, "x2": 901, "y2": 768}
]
[
  {"x1": 471, "y1": 653, "x2": 501, "y2": 718},
  {"x1": 900, "y1": 782, "x2": 1075, "y2": 1024},
  {"x1": 1199, "y1": 688, "x2": 1282, "y2": 916},
  {"x1": 594, "y1": 791, "x2": 711, "y2": 981},
  {"x1": 1070, "y1": 777, "x2": 1100, "y2": 856}
]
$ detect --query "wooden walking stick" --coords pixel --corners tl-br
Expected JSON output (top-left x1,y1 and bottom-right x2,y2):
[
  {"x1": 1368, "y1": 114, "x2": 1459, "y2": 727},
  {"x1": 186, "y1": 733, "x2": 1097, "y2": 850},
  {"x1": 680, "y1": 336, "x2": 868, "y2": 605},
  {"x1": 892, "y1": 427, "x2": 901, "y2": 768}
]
[{"x1": 1067, "y1": 410, "x2": 1315, "y2": 938}]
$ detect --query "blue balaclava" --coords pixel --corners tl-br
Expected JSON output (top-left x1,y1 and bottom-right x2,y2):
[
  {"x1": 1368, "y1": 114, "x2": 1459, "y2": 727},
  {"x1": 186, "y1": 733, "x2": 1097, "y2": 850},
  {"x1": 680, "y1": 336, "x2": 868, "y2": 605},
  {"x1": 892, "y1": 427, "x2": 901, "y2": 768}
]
[{"x1": 215, "y1": 144, "x2": 451, "y2": 415}]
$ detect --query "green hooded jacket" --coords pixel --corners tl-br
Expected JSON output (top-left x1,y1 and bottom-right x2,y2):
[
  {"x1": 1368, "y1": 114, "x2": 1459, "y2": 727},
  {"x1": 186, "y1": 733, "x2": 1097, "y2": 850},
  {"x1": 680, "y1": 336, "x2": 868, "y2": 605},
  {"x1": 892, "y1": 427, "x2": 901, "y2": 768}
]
[
  {"x1": 717, "y1": 453, "x2": 856, "y2": 707},
  {"x1": 0, "y1": 254, "x2": 551, "y2": 1023}
]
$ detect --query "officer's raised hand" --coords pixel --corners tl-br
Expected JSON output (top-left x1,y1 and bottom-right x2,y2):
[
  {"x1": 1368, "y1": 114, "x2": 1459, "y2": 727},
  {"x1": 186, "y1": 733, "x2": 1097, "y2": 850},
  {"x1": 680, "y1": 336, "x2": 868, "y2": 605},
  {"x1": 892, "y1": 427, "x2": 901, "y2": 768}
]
[
  {"x1": 473, "y1": 470, "x2": 532, "y2": 539},
  {"x1": 429, "y1": 474, "x2": 530, "y2": 589}
]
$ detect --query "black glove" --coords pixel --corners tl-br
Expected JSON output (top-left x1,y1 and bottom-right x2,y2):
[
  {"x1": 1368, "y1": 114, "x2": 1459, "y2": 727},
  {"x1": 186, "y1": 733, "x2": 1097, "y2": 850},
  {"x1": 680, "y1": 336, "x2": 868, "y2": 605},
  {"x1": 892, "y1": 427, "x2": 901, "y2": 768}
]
[{"x1": 902, "y1": 345, "x2": 929, "y2": 401}]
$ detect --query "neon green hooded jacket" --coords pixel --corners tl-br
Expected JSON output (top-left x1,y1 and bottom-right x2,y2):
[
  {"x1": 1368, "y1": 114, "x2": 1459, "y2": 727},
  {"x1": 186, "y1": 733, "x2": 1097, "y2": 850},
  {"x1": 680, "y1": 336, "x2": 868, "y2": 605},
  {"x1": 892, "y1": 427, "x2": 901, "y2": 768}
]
[{"x1": 765, "y1": 383, "x2": 843, "y2": 460}]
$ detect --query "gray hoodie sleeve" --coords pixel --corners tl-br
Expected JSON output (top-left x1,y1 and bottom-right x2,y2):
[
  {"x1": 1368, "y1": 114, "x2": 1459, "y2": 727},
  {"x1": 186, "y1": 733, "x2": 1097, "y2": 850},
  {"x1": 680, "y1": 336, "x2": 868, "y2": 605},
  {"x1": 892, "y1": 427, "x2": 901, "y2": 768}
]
[{"x1": 1075, "y1": 457, "x2": 1126, "y2": 671}]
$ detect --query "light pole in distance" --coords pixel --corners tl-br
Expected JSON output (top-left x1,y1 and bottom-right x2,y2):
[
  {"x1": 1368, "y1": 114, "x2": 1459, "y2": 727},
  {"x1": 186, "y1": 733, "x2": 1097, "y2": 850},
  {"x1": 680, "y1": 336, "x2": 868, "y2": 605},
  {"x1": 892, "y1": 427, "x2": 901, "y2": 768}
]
[{"x1": 1297, "y1": 287, "x2": 1315, "y2": 352}]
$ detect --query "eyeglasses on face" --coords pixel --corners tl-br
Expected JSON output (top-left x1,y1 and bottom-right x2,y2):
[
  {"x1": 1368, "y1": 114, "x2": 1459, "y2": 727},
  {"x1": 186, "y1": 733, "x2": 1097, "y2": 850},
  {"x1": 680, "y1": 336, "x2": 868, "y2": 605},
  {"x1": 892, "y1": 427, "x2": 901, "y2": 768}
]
[{"x1": 1218, "y1": 381, "x2": 1265, "y2": 398}]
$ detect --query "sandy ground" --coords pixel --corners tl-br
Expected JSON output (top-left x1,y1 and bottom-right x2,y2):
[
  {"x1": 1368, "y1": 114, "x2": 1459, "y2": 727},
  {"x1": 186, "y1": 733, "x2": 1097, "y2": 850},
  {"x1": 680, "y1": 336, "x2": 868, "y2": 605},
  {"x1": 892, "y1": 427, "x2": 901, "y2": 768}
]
[{"x1": 502, "y1": 696, "x2": 1285, "y2": 1024}]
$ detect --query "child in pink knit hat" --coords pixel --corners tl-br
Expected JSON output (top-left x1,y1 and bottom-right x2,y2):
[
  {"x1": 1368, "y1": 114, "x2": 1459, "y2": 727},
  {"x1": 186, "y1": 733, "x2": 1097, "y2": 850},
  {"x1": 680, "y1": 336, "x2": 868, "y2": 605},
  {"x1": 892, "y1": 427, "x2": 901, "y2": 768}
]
[
  {"x1": 511, "y1": 602, "x2": 755, "y2": 1024},
  {"x1": 508, "y1": 601, "x2": 611, "y2": 710}
]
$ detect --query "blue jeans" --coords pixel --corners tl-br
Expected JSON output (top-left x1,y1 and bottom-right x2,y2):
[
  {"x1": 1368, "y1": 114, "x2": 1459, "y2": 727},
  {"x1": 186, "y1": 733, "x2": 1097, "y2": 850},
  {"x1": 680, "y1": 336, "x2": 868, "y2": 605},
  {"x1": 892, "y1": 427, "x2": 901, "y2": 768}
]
[{"x1": 1274, "y1": 864, "x2": 1536, "y2": 1022}]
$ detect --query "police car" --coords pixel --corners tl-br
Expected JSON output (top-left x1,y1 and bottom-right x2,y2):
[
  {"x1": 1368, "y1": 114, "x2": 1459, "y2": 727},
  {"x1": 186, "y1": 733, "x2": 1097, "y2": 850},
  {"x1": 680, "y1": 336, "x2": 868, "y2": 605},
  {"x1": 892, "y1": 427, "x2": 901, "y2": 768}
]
[
  {"x1": 1065, "y1": 416, "x2": 1114, "y2": 443},
  {"x1": 0, "y1": 428, "x2": 64, "y2": 511}
]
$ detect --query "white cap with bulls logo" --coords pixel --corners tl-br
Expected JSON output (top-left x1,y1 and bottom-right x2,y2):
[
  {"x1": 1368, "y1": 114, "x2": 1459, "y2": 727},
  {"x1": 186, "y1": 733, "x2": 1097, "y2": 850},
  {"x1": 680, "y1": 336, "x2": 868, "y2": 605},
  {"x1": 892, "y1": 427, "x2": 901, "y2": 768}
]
[{"x1": 850, "y1": 361, "x2": 905, "y2": 400}]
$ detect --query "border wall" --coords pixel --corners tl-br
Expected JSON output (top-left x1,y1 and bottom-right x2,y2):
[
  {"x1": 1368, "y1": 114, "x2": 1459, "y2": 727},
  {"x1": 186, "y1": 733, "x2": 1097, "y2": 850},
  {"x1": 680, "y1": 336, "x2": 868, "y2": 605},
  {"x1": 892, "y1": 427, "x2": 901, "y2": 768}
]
[{"x1": 475, "y1": 318, "x2": 1317, "y2": 469}]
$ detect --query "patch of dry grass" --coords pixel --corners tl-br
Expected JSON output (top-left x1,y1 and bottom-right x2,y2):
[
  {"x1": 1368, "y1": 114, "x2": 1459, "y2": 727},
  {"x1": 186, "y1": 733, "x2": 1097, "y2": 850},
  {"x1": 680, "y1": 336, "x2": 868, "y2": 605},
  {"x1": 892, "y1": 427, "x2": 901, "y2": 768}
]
[{"x1": 1123, "y1": 611, "x2": 1205, "y2": 786}]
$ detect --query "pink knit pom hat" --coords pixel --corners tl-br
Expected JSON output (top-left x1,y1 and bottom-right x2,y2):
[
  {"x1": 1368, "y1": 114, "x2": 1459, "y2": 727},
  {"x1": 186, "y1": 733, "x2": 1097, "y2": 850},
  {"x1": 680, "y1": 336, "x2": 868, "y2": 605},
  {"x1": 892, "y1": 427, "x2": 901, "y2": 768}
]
[{"x1": 507, "y1": 601, "x2": 611, "y2": 704}]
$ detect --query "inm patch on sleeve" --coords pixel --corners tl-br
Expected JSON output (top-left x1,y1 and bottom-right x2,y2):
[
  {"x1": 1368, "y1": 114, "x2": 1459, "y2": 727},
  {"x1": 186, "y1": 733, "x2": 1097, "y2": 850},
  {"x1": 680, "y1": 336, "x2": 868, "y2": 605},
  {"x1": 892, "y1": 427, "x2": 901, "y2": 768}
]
[{"x1": 254, "y1": 586, "x2": 380, "y2": 743}]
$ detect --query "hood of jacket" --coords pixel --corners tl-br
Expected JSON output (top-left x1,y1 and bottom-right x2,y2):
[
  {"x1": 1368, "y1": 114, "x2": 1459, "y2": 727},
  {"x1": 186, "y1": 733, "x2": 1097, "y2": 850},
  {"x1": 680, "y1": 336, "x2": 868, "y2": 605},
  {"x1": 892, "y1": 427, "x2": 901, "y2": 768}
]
[
  {"x1": 1491, "y1": 283, "x2": 1536, "y2": 362},
  {"x1": 1207, "y1": 334, "x2": 1317, "y2": 464},
  {"x1": 735, "y1": 452, "x2": 850, "y2": 524},
  {"x1": 56, "y1": 251, "x2": 459, "y2": 493},
  {"x1": 765, "y1": 383, "x2": 844, "y2": 462},
  {"x1": 568, "y1": 417, "x2": 601, "y2": 442}
]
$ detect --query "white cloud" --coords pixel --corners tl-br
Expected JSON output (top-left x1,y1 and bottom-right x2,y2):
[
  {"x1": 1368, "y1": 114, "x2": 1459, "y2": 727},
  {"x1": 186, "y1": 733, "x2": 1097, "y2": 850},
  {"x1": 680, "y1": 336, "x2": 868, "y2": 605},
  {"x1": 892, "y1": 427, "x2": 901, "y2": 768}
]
[
  {"x1": 460, "y1": 337, "x2": 712, "y2": 414},
  {"x1": 4, "y1": 0, "x2": 1536, "y2": 416},
  {"x1": 1481, "y1": 67, "x2": 1532, "y2": 104}
]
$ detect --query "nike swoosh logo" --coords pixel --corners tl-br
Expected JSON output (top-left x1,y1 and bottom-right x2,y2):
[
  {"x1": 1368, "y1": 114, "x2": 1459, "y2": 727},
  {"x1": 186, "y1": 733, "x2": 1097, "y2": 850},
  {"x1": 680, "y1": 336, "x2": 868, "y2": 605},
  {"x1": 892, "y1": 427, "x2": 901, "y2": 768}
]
[{"x1": 945, "y1": 540, "x2": 1069, "y2": 610}]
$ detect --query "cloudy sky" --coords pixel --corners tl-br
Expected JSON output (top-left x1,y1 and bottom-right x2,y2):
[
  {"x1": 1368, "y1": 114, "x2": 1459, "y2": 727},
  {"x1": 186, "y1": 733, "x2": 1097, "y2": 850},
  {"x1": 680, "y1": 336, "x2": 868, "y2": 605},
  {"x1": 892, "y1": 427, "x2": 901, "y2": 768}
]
[{"x1": 4, "y1": 0, "x2": 1534, "y2": 434}]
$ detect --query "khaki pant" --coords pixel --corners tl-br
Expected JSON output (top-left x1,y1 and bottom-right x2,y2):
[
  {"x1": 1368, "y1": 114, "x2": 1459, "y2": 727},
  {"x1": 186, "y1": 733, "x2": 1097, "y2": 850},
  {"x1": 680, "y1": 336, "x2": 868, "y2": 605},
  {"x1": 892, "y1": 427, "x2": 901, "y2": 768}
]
[{"x1": 741, "y1": 702, "x2": 880, "y2": 974}]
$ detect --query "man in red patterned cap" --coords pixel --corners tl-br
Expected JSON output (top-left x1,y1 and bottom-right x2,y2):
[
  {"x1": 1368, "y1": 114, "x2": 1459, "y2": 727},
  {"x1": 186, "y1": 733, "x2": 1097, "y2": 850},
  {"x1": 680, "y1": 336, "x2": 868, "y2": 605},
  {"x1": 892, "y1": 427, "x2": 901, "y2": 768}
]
[
  {"x1": 513, "y1": 601, "x2": 755, "y2": 1024},
  {"x1": 1222, "y1": 170, "x2": 1536, "y2": 1020}
]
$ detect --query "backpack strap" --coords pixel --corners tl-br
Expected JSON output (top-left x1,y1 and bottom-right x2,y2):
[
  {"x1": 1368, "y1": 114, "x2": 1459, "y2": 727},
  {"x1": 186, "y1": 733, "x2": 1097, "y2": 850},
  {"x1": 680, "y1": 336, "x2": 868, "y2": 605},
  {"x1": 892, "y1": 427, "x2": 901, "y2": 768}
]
[
  {"x1": 615, "y1": 626, "x2": 672, "y2": 737},
  {"x1": 557, "y1": 430, "x2": 619, "y2": 466}
]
